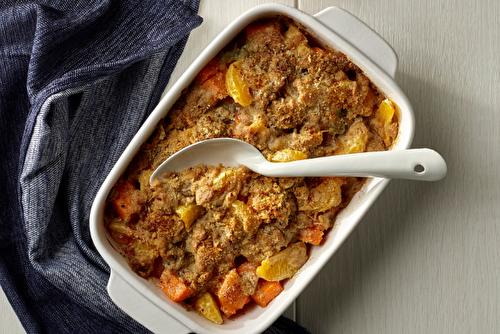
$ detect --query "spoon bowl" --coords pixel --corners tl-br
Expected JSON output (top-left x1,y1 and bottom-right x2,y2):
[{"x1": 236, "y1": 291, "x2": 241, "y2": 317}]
[{"x1": 150, "y1": 138, "x2": 447, "y2": 184}]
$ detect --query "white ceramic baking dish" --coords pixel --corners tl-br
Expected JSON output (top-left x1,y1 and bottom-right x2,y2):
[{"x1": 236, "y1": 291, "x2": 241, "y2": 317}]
[{"x1": 90, "y1": 4, "x2": 414, "y2": 334}]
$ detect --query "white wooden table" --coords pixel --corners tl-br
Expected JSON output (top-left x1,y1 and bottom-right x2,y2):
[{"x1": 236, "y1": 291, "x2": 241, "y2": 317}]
[{"x1": 2, "y1": 0, "x2": 499, "y2": 333}]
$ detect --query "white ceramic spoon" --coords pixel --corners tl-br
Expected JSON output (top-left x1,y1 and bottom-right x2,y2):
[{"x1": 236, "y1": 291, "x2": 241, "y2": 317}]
[{"x1": 150, "y1": 138, "x2": 447, "y2": 184}]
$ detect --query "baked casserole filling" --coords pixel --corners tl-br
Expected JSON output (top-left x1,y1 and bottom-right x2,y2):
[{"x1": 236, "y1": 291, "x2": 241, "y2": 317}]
[{"x1": 104, "y1": 17, "x2": 398, "y2": 324}]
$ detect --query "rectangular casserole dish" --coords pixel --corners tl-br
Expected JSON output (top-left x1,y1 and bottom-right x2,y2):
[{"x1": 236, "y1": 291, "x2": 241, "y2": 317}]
[{"x1": 90, "y1": 4, "x2": 414, "y2": 334}]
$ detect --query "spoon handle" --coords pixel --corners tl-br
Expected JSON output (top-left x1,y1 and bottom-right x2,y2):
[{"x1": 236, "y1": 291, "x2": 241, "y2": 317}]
[{"x1": 253, "y1": 149, "x2": 447, "y2": 181}]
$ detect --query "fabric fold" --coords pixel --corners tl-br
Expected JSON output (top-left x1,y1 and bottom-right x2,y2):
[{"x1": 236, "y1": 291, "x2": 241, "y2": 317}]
[
  {"x1": 1, "y1": 1, "x2": 202, "y2": 332},
  {"x1": 0, "y1": 0, "x2": 312, "y2": 332}
]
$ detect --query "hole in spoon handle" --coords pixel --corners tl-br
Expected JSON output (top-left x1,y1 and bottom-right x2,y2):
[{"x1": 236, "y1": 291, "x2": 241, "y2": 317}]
[
  {"x1": 407, "y1": 149, "x2": 447, "y2": 181},
  {"x1": 414, "y1": 164, "x2": 425, "y2": 173}
]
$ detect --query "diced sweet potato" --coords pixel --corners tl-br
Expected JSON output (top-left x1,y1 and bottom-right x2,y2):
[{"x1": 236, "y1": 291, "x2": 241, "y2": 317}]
[
  {"x1": 236, "y1": 261, "x2": 258, "y2": 275},
  {"x1": 216, "y1": 269, "x2": 251, "y2": 318},
  {"x1": 109, "y1": 179, "x2": 141, "y2": 220},
  {"x1": 202, "y1": 75, "x2": 227, "y2": 101},
  {"x1": 299, "y1": 225, "x2": 324, "y2": 246},
  {"x1": 195, "y1": 59, "x2": 228, "y2": 102},
  {"x1": 195, "y1": 59, "x2": 225, "y2": 85},
  {"x1": 160, "y1": 270, "x2": 196, "y2": 302},
  {"x1": 195, "y1": 292, "x2": 223, "y2": 325},
  {"x1": 236, "y1": 261, "x2": 259, "y2": 290},
  {"x1": 251, "y1": 280, "x2": 284, "y2": 308}
]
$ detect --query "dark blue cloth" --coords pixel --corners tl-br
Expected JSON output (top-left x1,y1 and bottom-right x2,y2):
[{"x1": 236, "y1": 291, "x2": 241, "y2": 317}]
[{"x1": 0, "y1": 1, "x2": 311, "y2": 333}]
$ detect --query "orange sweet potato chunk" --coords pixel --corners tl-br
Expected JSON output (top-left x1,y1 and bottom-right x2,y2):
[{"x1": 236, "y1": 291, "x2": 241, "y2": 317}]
[
  {"x1": 216, "y1": 269, "x2": 251, "y2": 318},
  {"x1": 236, "y1": 261, "x2": 259, "y2": 276},
  {"x1": 251, "y1": 280, "x2": 284, "y2": 308},
  {"x1": 109, "y1": 179, "x2": 141, "y2": 220},
  {"x1": 195, "y1": 59, "x2": 227, "y2": 102},
  {"x1": 160, "y1": 270, "x2": 196, "y2": 302},
  {"x1": 299, "y1": 225, "x2": 324, "y2": 246},
  {"x1": 195, "y1": 59, "x2": 225, "y2": 85}
]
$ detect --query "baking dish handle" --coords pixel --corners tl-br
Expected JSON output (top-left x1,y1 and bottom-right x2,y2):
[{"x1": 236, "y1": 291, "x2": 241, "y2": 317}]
[
  {"x1": 313, "y1": 7, "x2": 398, "y2": 78},
  {"x1": 107, "y1": 270, "x2": 192, "y2": 334}
]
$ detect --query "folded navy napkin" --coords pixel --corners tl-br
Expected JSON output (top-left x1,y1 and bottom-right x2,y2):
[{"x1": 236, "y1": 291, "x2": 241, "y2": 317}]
[{"x1": 0, "y1": 1, "x2": 311, "y2": 333}]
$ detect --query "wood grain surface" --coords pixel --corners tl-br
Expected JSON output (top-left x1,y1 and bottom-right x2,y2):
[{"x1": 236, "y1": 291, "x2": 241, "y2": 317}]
[{"x1": 2, "y1": 0, "x2": 499, "y2": 333}]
